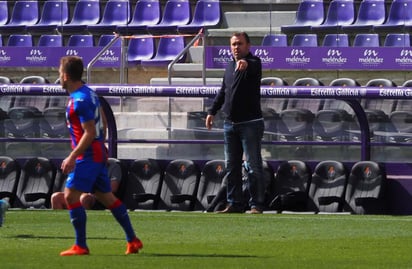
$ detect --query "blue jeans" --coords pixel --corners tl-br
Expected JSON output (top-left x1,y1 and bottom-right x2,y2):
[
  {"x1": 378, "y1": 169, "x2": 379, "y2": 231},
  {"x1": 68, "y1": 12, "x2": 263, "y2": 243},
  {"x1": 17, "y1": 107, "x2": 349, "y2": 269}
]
[{"x1": 223, "y1": 119, "x2": 265, "y2": 209}]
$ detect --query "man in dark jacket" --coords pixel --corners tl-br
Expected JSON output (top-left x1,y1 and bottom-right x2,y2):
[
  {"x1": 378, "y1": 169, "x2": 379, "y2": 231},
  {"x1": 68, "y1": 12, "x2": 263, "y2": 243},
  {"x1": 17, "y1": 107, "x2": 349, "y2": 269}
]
[{"x1": 206, "y1": 32, "x2": 264, "y2": 214}]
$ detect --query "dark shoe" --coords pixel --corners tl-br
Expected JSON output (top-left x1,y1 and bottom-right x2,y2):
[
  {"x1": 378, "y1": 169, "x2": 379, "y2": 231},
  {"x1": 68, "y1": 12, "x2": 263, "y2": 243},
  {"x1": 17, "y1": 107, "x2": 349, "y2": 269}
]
[{"x1": 216, "y1": 205, "x2": 244, "y2": 214}]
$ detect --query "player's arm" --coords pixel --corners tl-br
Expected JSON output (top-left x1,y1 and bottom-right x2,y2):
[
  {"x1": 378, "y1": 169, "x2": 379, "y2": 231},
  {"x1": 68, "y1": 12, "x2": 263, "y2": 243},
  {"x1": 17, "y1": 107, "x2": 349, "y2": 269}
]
[{"x1": 61, "y1": 120, "x2": 96, "y2": 174}]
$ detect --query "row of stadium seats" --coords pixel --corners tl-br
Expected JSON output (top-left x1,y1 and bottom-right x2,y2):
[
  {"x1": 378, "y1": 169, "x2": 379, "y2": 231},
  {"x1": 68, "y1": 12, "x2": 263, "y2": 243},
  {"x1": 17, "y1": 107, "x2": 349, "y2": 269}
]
[
  {"x1": 262, "y1": 33, "x2": 412, "y2": 47},
  {"x1": 0, "y1": 0, "x2": 221, "y2": 35},
  {"x1": 0, "y1": 156, "x2": 387, "y2": 214},
  {"x1": 259, "y1": 77, "x2": 412, "y2": 144},
  {"x1": 281, "y1": 0, "x2": 412, "y2": 35},
  {"x1": 0, "y1": 34, "x2": 187, "y2": 66}
]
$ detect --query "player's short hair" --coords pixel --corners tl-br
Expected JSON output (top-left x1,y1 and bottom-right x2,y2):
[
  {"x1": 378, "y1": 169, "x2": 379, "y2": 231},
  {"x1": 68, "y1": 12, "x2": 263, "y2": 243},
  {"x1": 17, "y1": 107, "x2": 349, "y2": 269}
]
[{"x1": 60, "y1": 56, "x2": 84, "y2": 82}]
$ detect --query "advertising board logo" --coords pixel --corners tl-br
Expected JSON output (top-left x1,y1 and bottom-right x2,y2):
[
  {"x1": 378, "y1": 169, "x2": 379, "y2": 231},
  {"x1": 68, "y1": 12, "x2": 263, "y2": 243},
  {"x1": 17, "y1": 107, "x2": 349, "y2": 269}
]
[
  {"x1": 0, "y1": 49, "x2": 11, "y2": 63},
  {"x1": 254, "y1": 48, "x2": 274, "y2": 64},
  {"x1": 322, "y1": 49, "x2": 347, "y2": 66},
  {"x1": 290, "y1": 49, "x2": 305, "y2": 56},
  {"x1": 327, "y1": 49, "x2": 342, "y2": 57},
  {"x1": 286, "y1": 49, "x2": 310, "y2": 66},
  {"x1": 395, "y1": 49, "x2": 412, "y2": 66},
  {"x1": 98, "y1": 49, "x2": 119, "y2": 64},
  {"x1": 359, "y1": 49, "x2": 383, "y2": 66},
  {"x1": 363, "y1": 49, "x2": 378, "y2": 57},
  {"x1": 26, "y1": 49, "x2": 47, "y2": 64},
  {"x1": 66, "y1": 49, "x2": 79, "y2": 56}
]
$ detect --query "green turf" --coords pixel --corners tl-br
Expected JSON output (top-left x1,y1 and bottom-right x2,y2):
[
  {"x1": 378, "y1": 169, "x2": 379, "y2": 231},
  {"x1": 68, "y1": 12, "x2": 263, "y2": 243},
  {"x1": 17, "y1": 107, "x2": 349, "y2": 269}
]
[{"x1": 1, "y1": 210, "x2": 412, "y2": 269}]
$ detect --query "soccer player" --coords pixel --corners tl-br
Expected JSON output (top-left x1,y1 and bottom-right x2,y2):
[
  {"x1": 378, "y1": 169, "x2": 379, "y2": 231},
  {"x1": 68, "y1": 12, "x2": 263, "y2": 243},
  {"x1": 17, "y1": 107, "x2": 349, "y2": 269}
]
[{"x1": 58, "y1": 56, "x2": 143, "y2": 256}]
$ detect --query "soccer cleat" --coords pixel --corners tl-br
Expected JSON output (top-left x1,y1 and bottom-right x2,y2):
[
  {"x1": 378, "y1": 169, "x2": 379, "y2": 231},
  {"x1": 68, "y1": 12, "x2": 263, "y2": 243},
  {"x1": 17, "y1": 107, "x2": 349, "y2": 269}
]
[
  {"x1": 60, "y1": 245, "x2": 90, "y2": 256},
  {"x1": 125, "y1": 238, "x2": 143, "y2": 255}
]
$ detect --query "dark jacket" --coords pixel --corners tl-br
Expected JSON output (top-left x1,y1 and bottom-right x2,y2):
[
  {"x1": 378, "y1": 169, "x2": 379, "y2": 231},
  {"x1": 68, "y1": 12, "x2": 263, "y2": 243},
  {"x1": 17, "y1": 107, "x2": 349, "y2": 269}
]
[{"x1": 208, "y1": 52, "x2": 262, "y2": 123}]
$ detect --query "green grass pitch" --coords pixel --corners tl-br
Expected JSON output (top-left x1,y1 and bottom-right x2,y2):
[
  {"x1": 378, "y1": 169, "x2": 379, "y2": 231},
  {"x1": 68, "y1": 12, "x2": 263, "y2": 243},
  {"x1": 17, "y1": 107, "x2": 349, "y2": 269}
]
[{"x1": 1, "y1": 210, "x2": 412, "y2": 269}]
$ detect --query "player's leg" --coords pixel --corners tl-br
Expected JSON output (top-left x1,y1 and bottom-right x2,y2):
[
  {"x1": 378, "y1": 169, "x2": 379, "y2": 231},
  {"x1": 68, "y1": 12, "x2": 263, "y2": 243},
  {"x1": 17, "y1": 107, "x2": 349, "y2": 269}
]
[
  {"x1": 51, "y1": 192, "x2": 67, "y2": 209},
  {"x1": 95, "y1": 190, "x2": 143, "y2": 254},
  {"x1": 60, "y1": 187, "x2": 89, "y2": 256},
  {"x1": 80, "y1": 193, "x2": 96, "y2": 210}
]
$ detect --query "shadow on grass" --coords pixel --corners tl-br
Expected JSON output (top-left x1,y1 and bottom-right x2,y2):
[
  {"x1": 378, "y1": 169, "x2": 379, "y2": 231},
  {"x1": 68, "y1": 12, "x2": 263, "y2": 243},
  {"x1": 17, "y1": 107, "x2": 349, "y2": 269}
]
[
  {"x1": 9, "y1": 234, "x2": 123, "y2": 241},
  {"x1": 144, "y1": 253, "x2": 261, "y2": 259}
]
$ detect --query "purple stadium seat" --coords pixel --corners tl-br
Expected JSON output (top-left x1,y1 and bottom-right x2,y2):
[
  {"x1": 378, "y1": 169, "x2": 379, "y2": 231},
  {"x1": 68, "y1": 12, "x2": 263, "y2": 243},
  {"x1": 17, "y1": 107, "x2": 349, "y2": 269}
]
[
  {"x1": 261, "y1": 33, "x2": 288, "y2": 47},
  {"x1": 177, "y1": 0, "x2": 221, "y2": 34},
  {"x1": 291, "y1": 34, "x2": 318, "y2": 47},
  {"x1": 67, "y1": 35, "x2": 94, "y2": 47},
  {"x1": 0, "y1": 1, "x2": 9, "y2": 26},
  {"x1": 98, "y1": 34, "x2": 122, "y2": 47},
  {"x1": 281, "y1": 0, "x2": 325, "y2": 34},
  {"x1": 127, "y1": 35, "x2": 155, "y2": 65},
  {"x1": 0, "y1": 1, "x2": 39, "y2": 33},
  {"x1": 116, "y1": 0, "x2": 161, "y2": 34},
  {"x1": 341, "y1": 0, "x2": 386, "y2": 33},
  {"x1": 38, "y1": 35, "x2": 63, "y2": 47},
  {"x1": 140, "y1": 35, "x2": 185, "y2": 66},
  {"x1": 311, "y1": 0, "x2": 355, "y2": 33},
  {"x1": 7, "y1": 35, "x2": 33, "y2": 47},
  {"x1": 87, "y1": 0, "x2": 131, "y2": 34},
  {"x1": 147, "y1": 0, "x2": 191, "y2": 34},
  {"x1": 57, "y1": 0, "x2": 101, "y2": 34},
  {"x1": 353, "y1": 33, "x2": 380, "y2": 47},
  {"x1": 26, "y1": 0, "x2": 69, "y2": 33},
  {"x1": 383, "y1": 33, "x2": 411, "y2": 47},
  {"x1": 322, "y1": 34, "x2": 349, "y2": 47},
  {"x1": 374, "y1": 0, "x2": 412, "y2": 33}
]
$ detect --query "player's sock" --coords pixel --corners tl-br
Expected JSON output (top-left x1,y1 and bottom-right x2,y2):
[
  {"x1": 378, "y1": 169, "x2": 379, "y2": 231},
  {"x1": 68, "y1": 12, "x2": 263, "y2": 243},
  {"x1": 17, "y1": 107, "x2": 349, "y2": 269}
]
[
  {"x1": 68, "y1": 202, "x2": 87, "y2": 249},
  {"x1": 109, "y1": 199, "x2": 136, "y2": 242}
]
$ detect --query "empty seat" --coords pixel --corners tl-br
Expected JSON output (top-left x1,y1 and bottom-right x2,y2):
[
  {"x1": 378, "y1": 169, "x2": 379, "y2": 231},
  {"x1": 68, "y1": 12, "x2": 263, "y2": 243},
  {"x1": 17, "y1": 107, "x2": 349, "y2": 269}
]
[
  {"x1": 311, "y1": 0, "x2": 355, "y2": 33},
  {"x1": 313, "y1": 78, "x2": 359, "y2": 142},
  {"x1": 7, "y1": 35, "x2": 33, "y2": 47},
  {"x1": 177, "y1": 0, "x2": 221, "y2": 33},
  {"x1": 281, "y1": 0, "x2": 325, "y2": 34},
  {"x1": 26, "y1": 0, "x2": 69, "y2": 33},
  {"x1": 308, "y1": 160, "x2": 348, "y2": 213},
  {"x1": 383, "y1": 33, "x2": 411, "y2": 47},
  {"x1": 341, "y1": 0, "x2": 386, "y2": 33},
  {"x1": 87, "y1": 0, "x2": 131, "y2": 34},
  {"x1": 0, "y1": 156, "x2": 21, "y2": 206},
  {"x1": 0, "y1": 1, "x2": 9, "y2": 27},
  {"x1": 122, "y1": 158, "x2": 164, "y2": 210},
  {"x1": 354, "y1": 79, "x2": 398, "y2": 142},
  {"x1": 57, "y1": 0, "x2": 101, "y2": 34},
  {"x1": 67, "y1": 35, "x2": 94, "y2": 47},
  {"x1": 147, "y1": 0, "x2": 191, "y2": 34},
  {"x1": 374, "y1": 0, "x2": 412, "y2": 33},
  {"x1": 14, "y1": 157, "x2": 57, "y2": 209},
  {"x1": 322, "y1": 34, "x2": 349, "y2": 47},
  {"x1": 159, "y1": 159, "x2": 200, "y2": 211},
  {"x1": 39, "y1": 107, "x2": 67, "y2": 138},
  {"x1": 261, "y1": 77, "x2": 288, "y2": 87},
  {"x1": 344, "y1": 161, "x2": 387, "y2": 214},
  {"x1": 97, "y1": 34, "x2": 121, "y2": 47},
  {"x1": 261, "y1": 33, "x2": 288, "y2": 47},
  {"x1": 20, "y1": 76, "x2": 50, "y2": 84},
  {"x1": 353, "y1": 33, "x2": 380, "y2": 47},
  {"x1": 277, "y1": 77, "x2": 324, "y2": 143},
  {"x1": 0, "y1": 1, "x2": 39, "y2": 33},
  {"x1": 38, "y1": 35, "x2": 63, "y2": 47},
  {"x1": 197, "y1": 159, "x2": 226, "y2": 211},
  {"x1": 116, "y1": 0, "x2": 161, "y2": 34},
  {"x1": 0, "y1": 76, "x2": 14, "y2": 84},
  {"x1": 269, "y1": 160, "x2": 311, "y2": 212},
  {"x1": 140, "y1": 35, "x2": 185, "y2": 66},
  {"x1": 127, "y1": 35, "x2": 156, "y2": 65},
  {"x1": 291, "y1": 34, "x2": 318, "y2": 47}
]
